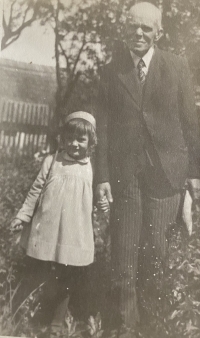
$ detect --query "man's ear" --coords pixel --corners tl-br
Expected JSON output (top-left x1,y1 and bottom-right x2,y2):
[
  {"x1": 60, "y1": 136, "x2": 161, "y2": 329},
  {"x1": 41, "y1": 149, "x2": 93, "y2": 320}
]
[{"x1": 154, "y1": 28, "x2": 163, "y2": 42}]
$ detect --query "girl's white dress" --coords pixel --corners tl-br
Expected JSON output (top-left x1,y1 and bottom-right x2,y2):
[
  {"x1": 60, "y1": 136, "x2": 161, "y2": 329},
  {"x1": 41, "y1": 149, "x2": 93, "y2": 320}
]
[{"x1": 17, "y1": 151, "x2": 94, "y2": 266}]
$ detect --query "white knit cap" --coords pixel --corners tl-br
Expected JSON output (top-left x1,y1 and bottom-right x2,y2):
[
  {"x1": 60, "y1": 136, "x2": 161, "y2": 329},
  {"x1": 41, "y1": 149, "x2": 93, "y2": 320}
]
[{"x1": 64, "y1": 111, "x2": 96, "y2": 129}]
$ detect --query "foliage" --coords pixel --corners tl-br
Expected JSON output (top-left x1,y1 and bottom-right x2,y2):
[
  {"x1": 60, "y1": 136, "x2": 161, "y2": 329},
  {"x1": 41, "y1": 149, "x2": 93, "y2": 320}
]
[
  {"x1": 44, "y1": 0, "x2": 113, "y2": 131},
  {"x1": 138, "y1": 204, "x2": 200, "y2": 338},
  {"x1": 159, "y1": 0, "x2": 200, "y2": 65},
  {"x1": 0, "y1": 151, "x2": 42, "y2": 336},
  {"x1": 1, "y1": 157, "x2": 200, "y2": 337},
  {"x1": 0, "y1": 151, "x2": 41, "y2": 265},
  {"x1": 0, "y1": 271, "x2": 44, "y2": 337},
  {"x1": 166, "y1": 203, "x2": 200, "y2": 338}
]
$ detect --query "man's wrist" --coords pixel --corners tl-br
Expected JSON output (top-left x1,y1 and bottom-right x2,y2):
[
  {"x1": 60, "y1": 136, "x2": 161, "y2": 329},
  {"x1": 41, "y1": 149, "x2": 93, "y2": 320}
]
[{"x1": 186, "y1": 178, "x2": 200, "y2": 200}]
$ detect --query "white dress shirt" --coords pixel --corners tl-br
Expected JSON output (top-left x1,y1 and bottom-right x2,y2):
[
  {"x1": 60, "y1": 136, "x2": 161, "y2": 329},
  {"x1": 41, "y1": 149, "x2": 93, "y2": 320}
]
[{"x1": 131, "y1": 46, "x2": 155, "y2": 76}]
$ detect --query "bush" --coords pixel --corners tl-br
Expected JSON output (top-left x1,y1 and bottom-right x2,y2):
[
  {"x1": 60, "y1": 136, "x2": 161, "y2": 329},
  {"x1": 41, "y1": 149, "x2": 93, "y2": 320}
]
[
  {"x1": 165, "y1": 203, "x2": 200, "y2": 338},
  {"x1": 0, "y1": 151, "x2": 42, "y2": 336},
  {"x1": 140, "y1": 204, "x2": 200, "y2": 338}
]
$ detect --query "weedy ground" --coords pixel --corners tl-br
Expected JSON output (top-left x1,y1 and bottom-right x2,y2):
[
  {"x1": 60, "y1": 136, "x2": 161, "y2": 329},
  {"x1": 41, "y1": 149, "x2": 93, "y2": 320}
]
[{"x1": 1, "y1": 151, "x2": 200, "y2": 338}]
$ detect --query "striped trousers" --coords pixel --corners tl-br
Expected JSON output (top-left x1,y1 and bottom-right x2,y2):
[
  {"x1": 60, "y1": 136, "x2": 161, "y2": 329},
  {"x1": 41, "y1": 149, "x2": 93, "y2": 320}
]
[{"x1": 109, "y1": 173, "x2": 181, "y2": 330}]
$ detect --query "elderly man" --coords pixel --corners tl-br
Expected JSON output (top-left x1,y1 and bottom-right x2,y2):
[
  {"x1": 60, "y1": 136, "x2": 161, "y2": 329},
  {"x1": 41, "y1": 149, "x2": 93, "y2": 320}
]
[{"x1": 95, "y1": 1, "x2": 200, "y2": 336}]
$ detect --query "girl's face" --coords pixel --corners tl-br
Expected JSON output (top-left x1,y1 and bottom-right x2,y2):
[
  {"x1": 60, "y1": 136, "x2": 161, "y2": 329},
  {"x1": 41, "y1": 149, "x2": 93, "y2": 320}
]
[{"x1": 64, "y1": 132, "x2": 89, "y2": 160}]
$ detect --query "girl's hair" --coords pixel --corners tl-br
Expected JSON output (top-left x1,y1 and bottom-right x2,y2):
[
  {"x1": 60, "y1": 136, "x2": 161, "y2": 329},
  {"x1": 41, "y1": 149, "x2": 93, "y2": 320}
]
[{"x1": 61, "y1": 118, "x2": 97, "y2": 154}]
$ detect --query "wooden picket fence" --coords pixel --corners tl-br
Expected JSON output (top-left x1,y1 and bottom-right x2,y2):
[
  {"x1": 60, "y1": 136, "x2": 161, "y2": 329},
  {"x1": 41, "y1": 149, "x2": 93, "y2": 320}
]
[{"x1": 0, "y1": 99, "x2": 53, "y2": 156}]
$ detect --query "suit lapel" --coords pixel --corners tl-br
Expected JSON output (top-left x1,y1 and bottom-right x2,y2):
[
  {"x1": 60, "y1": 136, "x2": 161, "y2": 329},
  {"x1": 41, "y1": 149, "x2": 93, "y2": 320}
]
[
  {"x1": 115, "y1": 46, "x2": 164, "y2": 111},
  {"x1": 115, "y1": 47, "x2": 142, "y2": 109},
  {"x1": 143, "y1": 48, "x2": 163, "y2": 110},
  {"x1": 118, "y1": 67, "x2": 142, "y2": 109}
]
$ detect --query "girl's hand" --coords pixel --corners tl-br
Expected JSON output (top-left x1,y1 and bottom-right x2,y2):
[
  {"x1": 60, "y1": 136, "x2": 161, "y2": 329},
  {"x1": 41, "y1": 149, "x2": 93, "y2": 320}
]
[
  {"x1": 10, "y1": 218, "x2": 23, "y2": 232},
  {"x1": 97, "y1": 196, "x2": 110, "y2": 213}
]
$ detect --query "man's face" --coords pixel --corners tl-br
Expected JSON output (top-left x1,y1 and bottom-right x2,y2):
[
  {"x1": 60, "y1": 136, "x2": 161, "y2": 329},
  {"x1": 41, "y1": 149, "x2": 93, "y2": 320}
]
[{"x1": 125, "y1": 10, "x2": 159, "y2": 57}]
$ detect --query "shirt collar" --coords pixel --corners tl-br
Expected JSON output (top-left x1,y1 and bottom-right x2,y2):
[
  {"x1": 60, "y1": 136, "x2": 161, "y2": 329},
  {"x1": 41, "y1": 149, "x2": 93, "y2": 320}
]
[
  {"x1": 131, "y1": 46, "x2": 155, "y2": 73},
  {"x1": 62, "y1": 151, "x2": 89, "y2": 164}
]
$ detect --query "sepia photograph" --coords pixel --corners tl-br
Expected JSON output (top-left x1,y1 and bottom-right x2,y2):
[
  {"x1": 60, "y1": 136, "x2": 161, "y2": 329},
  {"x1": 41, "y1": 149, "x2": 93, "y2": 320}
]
[{"x1": 0, "y1": 0, "x2": 200, "y2": 337}]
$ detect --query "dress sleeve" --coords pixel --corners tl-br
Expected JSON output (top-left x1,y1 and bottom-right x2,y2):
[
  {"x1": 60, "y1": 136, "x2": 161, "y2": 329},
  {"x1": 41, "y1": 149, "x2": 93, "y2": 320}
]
[{"x1": 16, "y1": 155, "x2": 53, "y2": 222}]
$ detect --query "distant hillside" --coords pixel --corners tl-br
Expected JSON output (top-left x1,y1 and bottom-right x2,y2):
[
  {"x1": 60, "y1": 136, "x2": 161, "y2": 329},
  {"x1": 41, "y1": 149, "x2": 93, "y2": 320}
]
[{"x1": 0, "y1": 58, "x2": 57, "y2": 106}]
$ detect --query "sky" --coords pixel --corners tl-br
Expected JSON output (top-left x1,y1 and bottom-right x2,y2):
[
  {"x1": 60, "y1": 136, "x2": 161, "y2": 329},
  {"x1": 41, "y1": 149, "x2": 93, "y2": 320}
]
[
  {"x1": 1, "y1": 22, "x2": 56, "y2": 66},
  {"x1": 0, "y1": 0, "x2": 102, "y2": 68},
  {"x1": 0, "y1": 0, "x2": 56, "y2": 66}
]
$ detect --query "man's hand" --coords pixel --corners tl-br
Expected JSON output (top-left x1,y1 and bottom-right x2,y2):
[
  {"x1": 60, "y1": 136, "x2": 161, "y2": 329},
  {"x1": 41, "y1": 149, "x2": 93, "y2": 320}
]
[
  {"x1": 187, "y1": 179, "x2": 200, "y2": 200},
  {"x1": 95, "y1": 182, "x2": 113, "y2": 211},
  {"x1": 182, "y1": 190, "x2": 193, "y2": 236},
  {"x1": 182, "y1": 179, "x2": 200, "y2": 236},
  {"x1": 10, "y1": 218, "x2": 24, "y2": 232}
]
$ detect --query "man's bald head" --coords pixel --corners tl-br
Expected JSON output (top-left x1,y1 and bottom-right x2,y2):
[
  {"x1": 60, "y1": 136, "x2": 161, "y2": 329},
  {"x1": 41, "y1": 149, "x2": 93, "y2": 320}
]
[{"x1": 128, "y1": 2, "x2": 162, "y2": 30}]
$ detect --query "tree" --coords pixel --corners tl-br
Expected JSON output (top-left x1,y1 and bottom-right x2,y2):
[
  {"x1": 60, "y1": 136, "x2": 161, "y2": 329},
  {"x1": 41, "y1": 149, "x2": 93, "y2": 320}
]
[
  {"x1": 162, "y1": 0, "x2": 200, "y2": 63},
  {"x1": 145, "y1": 0, "x2": 200, "y2": 68},
  {"x1": 48, "y1": 0, "x2": 125, "y2": 134},
  {"x1": 1, "y1": 0, "x2": 47, "y2": 50},
  {"x1": 1, "y1": 0, "x2": 127, "y2": 146}
]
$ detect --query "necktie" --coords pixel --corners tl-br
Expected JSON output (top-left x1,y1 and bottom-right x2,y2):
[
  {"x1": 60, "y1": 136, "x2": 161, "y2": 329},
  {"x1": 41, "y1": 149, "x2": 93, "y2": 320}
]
[{"x1": 137, "y1": 59, "x2": 146, "y2": 84}]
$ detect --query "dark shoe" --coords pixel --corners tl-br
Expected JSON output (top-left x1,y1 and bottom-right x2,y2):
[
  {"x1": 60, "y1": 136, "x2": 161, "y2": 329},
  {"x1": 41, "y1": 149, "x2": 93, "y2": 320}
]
[{"x1": 50, "y1": 324, "x2": 67, "y2": 337}]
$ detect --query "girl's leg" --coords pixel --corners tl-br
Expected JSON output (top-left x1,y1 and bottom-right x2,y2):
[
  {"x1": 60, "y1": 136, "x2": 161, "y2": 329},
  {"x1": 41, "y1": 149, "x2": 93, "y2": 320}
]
[
  {"x1": 50, "y1": 265, "x2": 89, "y2": 336},
  {"x1": 50, "y1": 296, "x2": 70, "y2": 328},
  {"x1": 49, "y1": 265, "x2": 76, "y2": 336}
]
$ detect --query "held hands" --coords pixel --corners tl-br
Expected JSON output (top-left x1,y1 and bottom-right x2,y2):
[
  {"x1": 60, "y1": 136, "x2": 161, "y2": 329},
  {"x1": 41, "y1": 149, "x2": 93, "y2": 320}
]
[
  {"x1": 96, "y1": 182, "x2": 113, "y2": 212},
  {"x1": 10, "y1": 218, "x2": 24, "y2": 232},
  {"x1": 95, "y1": 180, "x2": 199, "y2": 234},
  {"x1": 97, "y1": 196, "x2": 110, "y2": 212}
]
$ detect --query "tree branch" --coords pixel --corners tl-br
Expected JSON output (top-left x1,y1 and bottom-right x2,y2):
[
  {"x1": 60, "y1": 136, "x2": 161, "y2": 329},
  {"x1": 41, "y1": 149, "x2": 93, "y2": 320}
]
[
  {"x1": 70, "y1": 33, "x2": 86, "y2": 80},
  {"x1": 2, "y1": 11, "x2": 9, "y2": 34},
  {"x1": 2, "y1": 35, "x2": 20, "y2": 50},
  {"x1": 62, "y1": 71, "x2": 81, "y2": 107},
  {"x1": 8, "y1": 0, "x2": 17, "y2": 27},
  {"x1": 11, "y1": 11, "x2": 37, "y2": 37},
  {"x1": 21, "y1": 4, "x2": 31, "y2": 27},
  {"x1": 2, "y1": 16, "x2": 35, "y2": 50},
  {"x1": 1, "y1": 0, "x2": 41, "y2": 50},
  {"x1": 58, "y1": 41, "x2": 69, "y2": 69},
  {"x1": 54, "y1": 0, "x2": 62, "y2": 92}
]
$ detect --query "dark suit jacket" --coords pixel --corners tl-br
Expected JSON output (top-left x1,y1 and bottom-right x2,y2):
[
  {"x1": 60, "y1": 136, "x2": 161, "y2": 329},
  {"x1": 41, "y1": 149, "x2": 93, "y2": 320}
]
[{"x1": 95, "y1": 43, "x2": 200, "y2": 196}]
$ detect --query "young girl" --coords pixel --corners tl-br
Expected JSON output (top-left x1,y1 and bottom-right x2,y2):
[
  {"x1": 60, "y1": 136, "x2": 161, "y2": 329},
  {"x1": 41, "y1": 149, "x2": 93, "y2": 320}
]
[{"x1": 11, "y1": 111, "x2": 97, "y2": 336}]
